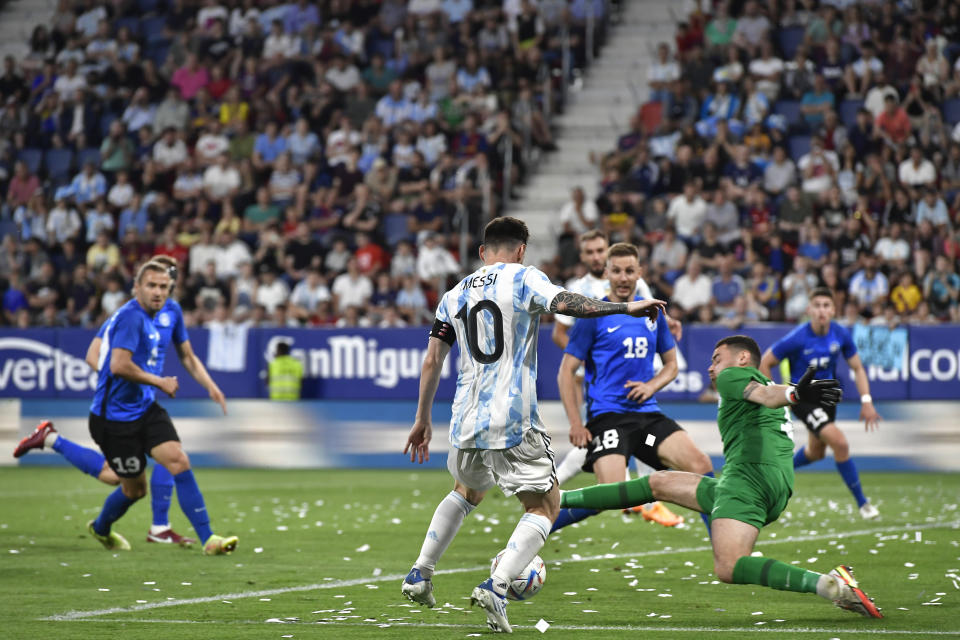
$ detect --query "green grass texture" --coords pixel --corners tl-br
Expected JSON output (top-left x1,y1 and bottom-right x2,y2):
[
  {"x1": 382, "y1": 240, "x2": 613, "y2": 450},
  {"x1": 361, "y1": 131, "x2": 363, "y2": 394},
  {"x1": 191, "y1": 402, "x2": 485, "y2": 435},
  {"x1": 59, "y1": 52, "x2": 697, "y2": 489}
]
[{"x1": 1, "y1": 468, "x2": 958, "y2": 639}]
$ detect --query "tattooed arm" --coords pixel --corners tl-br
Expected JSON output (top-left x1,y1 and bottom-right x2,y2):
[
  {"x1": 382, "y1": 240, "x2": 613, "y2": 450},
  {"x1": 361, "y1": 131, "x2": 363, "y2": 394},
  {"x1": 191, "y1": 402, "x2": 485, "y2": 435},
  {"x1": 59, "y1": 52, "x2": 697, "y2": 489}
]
[{"x1": 549, "y1": 291, "x2": 667, "y2": 319}]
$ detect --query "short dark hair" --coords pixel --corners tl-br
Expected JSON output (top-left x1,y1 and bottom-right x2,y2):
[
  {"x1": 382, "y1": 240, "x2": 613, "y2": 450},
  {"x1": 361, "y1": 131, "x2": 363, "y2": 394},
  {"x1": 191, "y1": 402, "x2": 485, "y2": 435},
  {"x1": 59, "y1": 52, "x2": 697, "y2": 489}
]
[
  {"x1": 483, "y1": 216, "x2": 529, "y2": 250},
  {"x1": 715, "y1": 335, "x2": 761, "y2": 367},
  {"x1": 276, "y1": 341, "x2": 291, "y2": 356},
  {"x1": 810, "y1": 287, "x2": 834, "y2": 303}
]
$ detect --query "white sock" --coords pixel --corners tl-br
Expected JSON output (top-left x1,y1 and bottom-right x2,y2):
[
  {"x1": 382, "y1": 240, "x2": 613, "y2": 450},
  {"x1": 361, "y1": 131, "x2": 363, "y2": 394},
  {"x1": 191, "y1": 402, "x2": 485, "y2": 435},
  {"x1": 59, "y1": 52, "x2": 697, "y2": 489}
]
[
  {"x1": 815, "y1": 573, "x2": 841, "y2": 600},
  {"x1": 414, "y1": 491, "x2": 475, "y2": 578},
  {"x1": 44, "y1": 432, "x2": 59, "y2": 449},
  {"x1": 150, "y1": 524, "x2": 171, "y2": 535},
  {"x1": 491, "y1": 513, "x2": 551, "y2": 596},
  {"x1": 555, "y1": 447, "x2": 587, "y2": 486}
]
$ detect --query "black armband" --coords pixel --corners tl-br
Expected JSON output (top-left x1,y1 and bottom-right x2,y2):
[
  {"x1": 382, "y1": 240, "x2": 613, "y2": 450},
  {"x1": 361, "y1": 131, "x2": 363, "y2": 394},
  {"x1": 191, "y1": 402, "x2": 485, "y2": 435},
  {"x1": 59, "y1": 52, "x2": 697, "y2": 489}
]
[{"x1": 429, "y1": 319, "x2": 456, "y2": 346}]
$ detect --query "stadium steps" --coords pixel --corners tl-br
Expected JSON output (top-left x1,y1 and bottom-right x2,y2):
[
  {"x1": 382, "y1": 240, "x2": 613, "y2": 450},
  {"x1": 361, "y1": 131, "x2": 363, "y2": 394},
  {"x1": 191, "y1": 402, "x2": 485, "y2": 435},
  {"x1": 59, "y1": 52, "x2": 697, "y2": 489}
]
[
  {"x1": 511, "y1": 0, "x2": 675, "y2": 269},
  {"x1": 0, "y1": 0, "x2": 57, "y2": 60}
]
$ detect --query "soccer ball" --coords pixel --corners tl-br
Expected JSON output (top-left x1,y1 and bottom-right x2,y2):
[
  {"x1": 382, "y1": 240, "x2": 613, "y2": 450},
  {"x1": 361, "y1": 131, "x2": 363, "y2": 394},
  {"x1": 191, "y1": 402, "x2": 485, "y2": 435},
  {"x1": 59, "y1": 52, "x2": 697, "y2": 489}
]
[{"x1": 489, "y1": 550, "x2": 546, "y2": 601}]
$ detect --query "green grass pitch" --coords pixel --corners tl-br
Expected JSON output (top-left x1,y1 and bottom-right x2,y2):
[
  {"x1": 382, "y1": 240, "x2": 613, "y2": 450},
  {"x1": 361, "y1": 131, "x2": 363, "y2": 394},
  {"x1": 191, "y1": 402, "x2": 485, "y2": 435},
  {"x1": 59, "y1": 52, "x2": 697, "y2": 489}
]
[{"x1": 1, "y1": 468, "x2": 958, "y2": 639}]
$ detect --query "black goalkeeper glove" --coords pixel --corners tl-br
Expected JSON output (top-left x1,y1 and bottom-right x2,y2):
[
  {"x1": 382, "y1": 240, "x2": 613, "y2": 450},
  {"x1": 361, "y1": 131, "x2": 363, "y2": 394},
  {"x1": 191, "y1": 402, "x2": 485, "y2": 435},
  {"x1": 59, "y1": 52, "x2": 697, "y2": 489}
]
[{"x1": 790, "y1": 365, "x2": 843, "y2": 407}]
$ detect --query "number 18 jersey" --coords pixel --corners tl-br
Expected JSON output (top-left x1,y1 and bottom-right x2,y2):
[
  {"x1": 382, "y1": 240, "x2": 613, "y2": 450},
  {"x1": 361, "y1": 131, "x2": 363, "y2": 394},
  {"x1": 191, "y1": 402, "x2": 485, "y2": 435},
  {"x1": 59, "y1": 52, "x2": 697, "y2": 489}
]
[{"x1": 436, "y1": 262, "x2": 564, "y2": 450}]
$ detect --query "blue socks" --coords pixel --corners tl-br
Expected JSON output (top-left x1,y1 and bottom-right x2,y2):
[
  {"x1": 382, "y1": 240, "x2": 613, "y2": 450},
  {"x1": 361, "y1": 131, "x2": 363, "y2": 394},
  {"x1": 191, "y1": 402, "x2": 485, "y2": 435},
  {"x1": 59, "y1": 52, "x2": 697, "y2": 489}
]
[
  {"x1": 793, "y1": 447, "x2": 812, "y2": 468},
  {"x1": 52, "y1": 436, "x2": 105, "y2": 478},
  {"x1": 550, "y1": 508, "x2": 598, "y2": 533},
  {"x1": 150, "y1": 465, "x2": 175, "y2": 527},
  {"x1": 836, "y1": 458, "x2": 867, "y2": 507},
  {"x1": 92, "y1": 487, "x2": 136, "y2": 536},
  {"x1": 173, "y1": 469, "x2": 212, "y2": 544}
]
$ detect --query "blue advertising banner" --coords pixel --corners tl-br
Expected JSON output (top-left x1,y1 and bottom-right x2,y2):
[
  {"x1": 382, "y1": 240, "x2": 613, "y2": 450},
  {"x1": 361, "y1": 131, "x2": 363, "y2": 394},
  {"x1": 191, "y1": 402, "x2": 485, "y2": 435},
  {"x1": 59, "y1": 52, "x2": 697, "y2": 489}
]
[{"x1": 0, "y1": 324, "x2": 956, "y2": 400}]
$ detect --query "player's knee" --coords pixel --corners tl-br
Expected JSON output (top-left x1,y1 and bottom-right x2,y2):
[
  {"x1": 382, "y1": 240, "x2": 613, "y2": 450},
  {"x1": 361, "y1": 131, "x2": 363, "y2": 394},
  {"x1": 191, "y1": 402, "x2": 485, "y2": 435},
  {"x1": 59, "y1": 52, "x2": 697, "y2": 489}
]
[
  {"x1": 830, "y1": 440, "x2": 849, "y2": 459},
  {"x1": 164, "y1": 452, "x2": 191, "y2": 475},
  {"x1": 806, "y1": 446, "x2": 825, "y2": 461},
  {"x1": 690, "y1": 452, "x2": 713, "y2": 475},
  {"x1": 121, "y1": 484, "x2": 146, "y2": 500}
]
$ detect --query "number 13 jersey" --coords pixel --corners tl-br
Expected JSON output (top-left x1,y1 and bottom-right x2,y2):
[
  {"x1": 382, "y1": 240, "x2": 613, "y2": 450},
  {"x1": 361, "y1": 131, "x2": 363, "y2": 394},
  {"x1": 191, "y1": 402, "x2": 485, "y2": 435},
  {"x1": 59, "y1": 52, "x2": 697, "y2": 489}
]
[{"x1": 436, "y1": 262, "x2": 564, "y2": 450}]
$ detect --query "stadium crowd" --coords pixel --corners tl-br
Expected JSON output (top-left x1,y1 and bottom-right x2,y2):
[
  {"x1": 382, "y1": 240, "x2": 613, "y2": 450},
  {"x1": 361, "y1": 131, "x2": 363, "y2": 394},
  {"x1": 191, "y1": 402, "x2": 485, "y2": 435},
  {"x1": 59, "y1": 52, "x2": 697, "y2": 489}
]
[
  {"x1": 558, "y1": 0, "x2": 960, "y2": 328},
  {"x1": 0, "y1": 0, "x2": 602, "y2": 329}
]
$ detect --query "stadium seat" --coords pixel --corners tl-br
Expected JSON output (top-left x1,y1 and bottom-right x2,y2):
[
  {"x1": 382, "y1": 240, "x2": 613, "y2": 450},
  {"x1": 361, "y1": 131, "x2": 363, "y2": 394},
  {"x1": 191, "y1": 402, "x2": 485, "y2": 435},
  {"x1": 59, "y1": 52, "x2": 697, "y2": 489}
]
[
  {"x1": 146, "y1": 41, "x2": 171, "y2": 68},
  {"x1": 773, "y1": 100, "x2": 801, "y2": 127},
  {"x1": 141, "y1": 16, "x2": 168, "y2": 44},
  {"x1": 100, "y1": 113, "x2": 118, "y2": 139},
  {"x1": 839, "y1": 99, "x2": 864, "y2": 129},
  {"x1": 114, "y1": 17, "x2": 140, "y2": 38},
  {"x1": 17, "y1": 148, "x2": 42, "y2": 174},
  {"x1": 44, "y1": 148, "x2": 74, "y2": 186},
  {"x1": 777, "y1": 26, "x2": 805, "y2": 59},
  {"x1": 639, "y1": 100, "x2": 663, "y2": 135},
  {"x1": 76, "y1": 147, "x2": 101, "y2": 169},
  {"x1": 138, "y1": 0, "x2": 161, "y2": 13},
  {"x1": 788, "y1": 134, "x2": 812, "y2": 162},
  {"x1": 383, "y1": 213, "x2": 414, "y2": 248},
  {"x1": 943, "y1": 98, "x2": 960, "y2": 125}
]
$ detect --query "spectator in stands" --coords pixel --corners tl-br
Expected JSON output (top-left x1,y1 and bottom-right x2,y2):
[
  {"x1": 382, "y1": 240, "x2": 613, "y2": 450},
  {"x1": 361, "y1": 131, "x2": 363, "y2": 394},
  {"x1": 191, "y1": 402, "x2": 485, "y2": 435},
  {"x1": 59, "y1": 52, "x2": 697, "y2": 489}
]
[
  {"x1": 845, "y1": 39, "x2": 883, "y2": 98},
  {"x1": 704, "y1": 1, "x2": 737, "y2": 54},
  {"x1": 748, "y1": 260, "x2": 780, "y2": 320},
  {"x1": 7, "y1": 160, "x2": 39, "y2": 210},
  {"x1": 704, "y1": 188, "x2": 741, "y2": 245},
  {"x1": 782, "y1": 255, "x2": 817, "y2": 320},
  {"x1": 666, "y1": 180, "x2": 707, "y2": 244},
  {"x1": 891, "y1": 271, "x2": 922, "y2": 315},
  {"x1": 915, "y1": 186, "x2": 952, "y2": 232},
  {"x1": 416, "y1": 231, "x2": 460, "y2": 287},
  {"x1": 733, "y1": 1, "x2": 770, "y2": 57},
  {"x1": 898, "y1": 146, "x2": 937, "y2": 199},
  {"x1": 874, "y1": 223, "x2": 910, "y2": 270},
  {"x1": 85, "y1": 229, "x2": 119, "y2": 274},
  {"x1": 289, "y1": 268, "x2": 331, "y2": 322},
  {"x1": 797, "y1": 135, "x2": 838, "y2": 201},
  {"x1": 875, "y1": 94, "x2": 911, "y2": 148},
  {"x1": 332, "y1": 256, "x2": 374, "y2": 313},
  {"x1": 848, "y1": 253, "x2": 889, "y2": 310},
  {"x1": 671, "y1": 255, "x2": 712, "y2": 321},
  {"x1": 763, "y1": 145, "x2": 796, "y2": 197},
  {"x1": 924, "y1": 254, "x2": 960, "y2": 321},
  {"x1": 711, "y1": 254, "x2": 746, "y2": 317},
  {"x1": 800, "y1": 73, "x2": 834, "y2": 130},
  {"x1": 649, "y1": 42, "x2": 680, "y2": 104},
  {"x1": 748, "y1": 38, "x2": 782, "y2": 102}
]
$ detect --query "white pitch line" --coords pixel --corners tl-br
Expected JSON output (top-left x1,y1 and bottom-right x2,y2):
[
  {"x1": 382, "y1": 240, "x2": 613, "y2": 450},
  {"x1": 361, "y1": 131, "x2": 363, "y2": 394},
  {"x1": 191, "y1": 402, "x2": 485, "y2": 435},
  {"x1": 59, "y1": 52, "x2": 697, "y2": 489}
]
[
  {"x1": 54, "y1": 619, "x2": 960, "y2": 635},
  {"x1": 42, "y1": 519, "x2": 959, "y2": 622}
]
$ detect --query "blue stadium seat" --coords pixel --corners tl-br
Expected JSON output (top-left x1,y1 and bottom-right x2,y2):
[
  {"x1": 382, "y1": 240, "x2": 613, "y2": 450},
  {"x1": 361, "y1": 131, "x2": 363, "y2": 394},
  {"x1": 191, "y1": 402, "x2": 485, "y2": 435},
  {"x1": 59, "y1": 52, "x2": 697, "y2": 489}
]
[
  {"x1": 146, "y1": 41, "x2": 171, "y2": 67},
  {"x1": 17, "y1": 148, "x2": 42, "y2": 174},
  {"x1": 788, "y1": 135, "x2": 812, "y2": 162},
  {"x1": 100, "y1": 113, "x2": 118, "y2": 139},
  {"x1": 114, "y1": 17, "x2": 140, "y2": 38},
  {"x1": 839, "y1": 99, "x2": 864, "y2": 129},
  {"x1": 777, "y1": 27, "x2": 805, "y2": 59},
  {"x1": 943, "y1": 98, "x2": 960, "y2": 125},
  {"x1": 773, "y1": 100, "x2": 801, "y2": 127},
  {"x1": 76, "y1": 147, "x2": 101, "y2": 169},
  {"x1": 141, "y1": 16, "x2": 168, "y2": 44},
  {"x1": 138, "y1": 0, "x2": 161, "y2": 13},
  {"x1": 383, "y1": 213, "x2": 413, "y2": 248},
  {"x1": 44, "y1": 148, "x2": 74, "y2": 185}
]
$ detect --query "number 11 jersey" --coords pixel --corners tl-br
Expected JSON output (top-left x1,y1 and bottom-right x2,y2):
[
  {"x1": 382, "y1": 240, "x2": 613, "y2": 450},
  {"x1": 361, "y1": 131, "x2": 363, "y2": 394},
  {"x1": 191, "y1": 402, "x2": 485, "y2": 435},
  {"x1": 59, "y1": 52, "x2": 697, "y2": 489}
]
[{"x1": 436, "y1": 262, "x2": 564, "y2": 450}]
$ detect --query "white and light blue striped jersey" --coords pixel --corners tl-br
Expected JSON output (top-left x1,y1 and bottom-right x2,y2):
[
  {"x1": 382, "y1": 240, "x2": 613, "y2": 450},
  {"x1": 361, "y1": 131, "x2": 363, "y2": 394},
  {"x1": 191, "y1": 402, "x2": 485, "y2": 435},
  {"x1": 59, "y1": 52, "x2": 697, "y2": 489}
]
[
  {"x1": 555, "y1": 272, "x2": 653, "y2": 327},
  {"x1": 437, "y1": 262, "x2": 564, "y2": 450}
]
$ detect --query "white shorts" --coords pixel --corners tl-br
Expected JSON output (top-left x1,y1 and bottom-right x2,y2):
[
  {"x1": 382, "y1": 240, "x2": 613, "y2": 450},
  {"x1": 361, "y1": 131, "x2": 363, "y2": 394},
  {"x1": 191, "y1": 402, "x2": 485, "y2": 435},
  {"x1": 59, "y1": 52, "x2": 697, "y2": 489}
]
[{"x1": 447, "y1": 429, "x2": 557, "y2": 497}]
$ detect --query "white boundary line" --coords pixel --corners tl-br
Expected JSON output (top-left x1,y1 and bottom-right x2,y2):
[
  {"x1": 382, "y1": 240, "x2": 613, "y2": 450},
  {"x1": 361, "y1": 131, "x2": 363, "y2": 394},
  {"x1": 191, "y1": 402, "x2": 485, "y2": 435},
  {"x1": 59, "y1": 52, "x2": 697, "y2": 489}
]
[
  {"x1": 53, "y1": 619, "x2": 960, "y2": 634},
  {"x1": 43, "y1": 520, "x2": 959, "y2": 622}
]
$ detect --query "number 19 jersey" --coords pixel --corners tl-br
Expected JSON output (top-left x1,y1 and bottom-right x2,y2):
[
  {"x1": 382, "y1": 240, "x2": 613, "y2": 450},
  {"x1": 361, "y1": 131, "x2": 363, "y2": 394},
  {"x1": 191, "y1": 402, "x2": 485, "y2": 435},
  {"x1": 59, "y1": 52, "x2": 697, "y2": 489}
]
[{"x1": 436, "y1": 262, "x2": 564, "y2": 450}]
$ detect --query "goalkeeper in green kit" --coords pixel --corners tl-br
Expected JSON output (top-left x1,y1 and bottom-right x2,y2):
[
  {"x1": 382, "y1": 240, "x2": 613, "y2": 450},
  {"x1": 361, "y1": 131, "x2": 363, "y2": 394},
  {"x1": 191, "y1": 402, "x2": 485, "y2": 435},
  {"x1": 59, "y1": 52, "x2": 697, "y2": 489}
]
[{"x1": 561, "y1": 335, "x2": 883, "y2": 618}]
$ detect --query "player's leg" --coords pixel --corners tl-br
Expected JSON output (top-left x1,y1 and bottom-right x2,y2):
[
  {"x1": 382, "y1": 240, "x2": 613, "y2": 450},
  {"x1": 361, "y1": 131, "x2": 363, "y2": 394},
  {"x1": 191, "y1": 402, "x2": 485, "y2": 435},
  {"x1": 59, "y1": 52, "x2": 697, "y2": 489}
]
[
  {"x1": 13, "y1": 421, "x2": 118, "y2": 483},
  {"x1": 147, "y1": 405, "x2": 237, "y2": 555},
  {"x1": 403, "y1": 449, "x2": 491, "y2": 606},
  {"x1": 554, "y1": 446, "x2": 587, "y2": 486},
  {"x1": 472, "y1": 430, "x2": 558, "y2": 633},
  {"x1": 819, "y1": 423, "x2": 876, "y2": 517},
  {"x1": 89, "y1": 473, "x2": 145, "y2": 551},
  {"x1": 87, "y1": 414, "x2": 146, "y2": 550},
  {"x1": 147, "y1": 464, "x2": 196, "y2": 546},
  {"x1": 649, "y1": 420, "x2": 714, "y2": 529},
  {"x1": 552, "y1": 452, "x2": 624, "y2": 533},
  {"x1": 791, "y1": 404, "x2": 828, "y2": 467}
]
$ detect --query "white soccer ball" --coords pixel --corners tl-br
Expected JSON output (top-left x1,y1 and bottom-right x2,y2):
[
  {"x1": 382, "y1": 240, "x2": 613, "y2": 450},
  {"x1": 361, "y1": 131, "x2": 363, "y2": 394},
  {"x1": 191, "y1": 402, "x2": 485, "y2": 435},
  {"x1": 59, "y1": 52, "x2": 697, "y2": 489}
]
[{"x1": 489, "y1": 550, "x2": 546, "y2": 601}]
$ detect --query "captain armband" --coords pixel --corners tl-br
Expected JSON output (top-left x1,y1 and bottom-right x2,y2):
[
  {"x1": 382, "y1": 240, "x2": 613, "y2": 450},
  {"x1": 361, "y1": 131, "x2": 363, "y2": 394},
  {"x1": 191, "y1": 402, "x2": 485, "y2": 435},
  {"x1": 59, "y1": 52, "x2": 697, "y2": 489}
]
[{"x1": 430, "y1": 319, "x2": 456, "y2": 346}]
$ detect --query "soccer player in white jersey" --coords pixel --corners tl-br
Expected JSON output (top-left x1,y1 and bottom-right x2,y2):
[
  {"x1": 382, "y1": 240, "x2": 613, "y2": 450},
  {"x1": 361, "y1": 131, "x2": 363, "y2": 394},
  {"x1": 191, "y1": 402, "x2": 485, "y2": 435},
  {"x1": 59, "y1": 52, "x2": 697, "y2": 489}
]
[
  {"x1": 551, "y1": 230, "x2": 684, "y2": 526},
  {"x1": 401, "y1": 217, "x2": 667, "y2": 633}
]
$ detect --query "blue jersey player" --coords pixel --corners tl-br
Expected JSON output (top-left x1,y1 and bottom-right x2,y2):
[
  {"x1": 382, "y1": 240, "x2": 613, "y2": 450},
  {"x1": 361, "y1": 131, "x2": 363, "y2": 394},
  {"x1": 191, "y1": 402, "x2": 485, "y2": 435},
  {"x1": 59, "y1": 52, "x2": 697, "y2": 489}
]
[
  {"x1": 13, "y1": 257, "x2": 228, "y2": 546},
  {"x1": 551, "y1": 243, "x2": 712, "y2": 533},
  {"x1": 760, "y1": 287, "x2": 882, "y2": 519}
]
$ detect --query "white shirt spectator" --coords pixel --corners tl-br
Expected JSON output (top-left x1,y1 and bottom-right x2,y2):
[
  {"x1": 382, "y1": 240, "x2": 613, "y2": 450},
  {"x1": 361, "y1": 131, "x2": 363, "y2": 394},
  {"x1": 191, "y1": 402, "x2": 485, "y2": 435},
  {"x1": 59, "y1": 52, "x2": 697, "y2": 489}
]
[
  {"x1": 255, "y1": 278, "x2": 290, "y2": 313},
  {"x1": 417, "y1": 242, "x2": 460, "y2": 281},
  {"x1": 326, "y1": 64, "x2": 361, "y2": 93},
  {"x1": 203, "y1": 164, "x2": 241, "y2": 200},
  {"x1": 290, "y1": 279, "x2": 332, "y2": 312},
  {"x1": 195, "y1": 133, "x2": 230, "y2": 164},
  {"x1": 332, "y1": 272, "x2": 374, "y2": 311},
  {"x1": 107, "y1": 182, "x2": 134, "y2": 209},
  {"x1": 189, "y1": 242, "x2": 222, "y2": 276},
  {"x1": 798, "y1": 148, "x2": 839, "y2": 196},
  {"x1": 666, "y1": 193, "x2": 708, "y2": 238},
  {"x1": 443, "y1": 0, "x2": 474, "y2": 23},
  {"x1": 848, "y1": 269, "x2": 889, "y2": 306},
  {"x1": 153, "y1": 138, "x2": 188, "y2": 169},
  {"x1": 735, "y1": 14, "x2": 771, "y2": 46},
  {"x1": 874, "y1": 236, "x2": 910, "y2": 262},
  {"x1": 649, "y1": 58, "x2": 681, "y2": 85},
  {"x1": 53, "y1": 74, "x2": 87, "y2": 100},
  {"x1": 216, "y1": 240, "x2": 252, "y2": 279},
  {"x1": 672, "y1": 272, "x2": 712, "y2": 311},
  {"x1": 559, "y1": 198, "x2": 600, "y2": 235},
  {"x1": 101, "y1": 289, "x2": 126, "y2": 315},
  {"x1": 408, "y1": 0, "x2": 442, "y2": 15},
  {"x1": 197, "y1": 4, "x2": 229, "y2": 30},
  {"x1": 76, "y1": 6, "x2": 107, "y2": 38},
  {"x1": 326, "y1": 128, "x2": 361, "y2": 166},
  {"x1": 263, "y1": 33, "x2": 300, "y2": 59},
  {"x1": 897, "y1": 158, "x2": 936, "y2": 187},
  {"x1": 864, "y1": 83, "x2": 898, "y2": 118},
  {"x1": 783, "y1": 270, "x2": 818, "y2": 320},
  {"x1": 851, "y1": 55, "x2": 883, "y2": 78},
  {"x1": 46, "y1": 204, "x2": 82, "y2": 244}
]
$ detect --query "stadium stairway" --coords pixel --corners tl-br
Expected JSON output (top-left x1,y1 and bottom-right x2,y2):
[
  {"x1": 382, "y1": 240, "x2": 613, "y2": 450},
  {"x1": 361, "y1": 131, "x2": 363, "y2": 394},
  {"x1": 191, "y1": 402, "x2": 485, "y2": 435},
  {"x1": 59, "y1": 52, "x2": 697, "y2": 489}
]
[
  {"x1": 0, "y1": 0, "x2": 58, "y2": 61},
  {"x1": 513, "y1": 0, "x2": 675, "y2": 269}
]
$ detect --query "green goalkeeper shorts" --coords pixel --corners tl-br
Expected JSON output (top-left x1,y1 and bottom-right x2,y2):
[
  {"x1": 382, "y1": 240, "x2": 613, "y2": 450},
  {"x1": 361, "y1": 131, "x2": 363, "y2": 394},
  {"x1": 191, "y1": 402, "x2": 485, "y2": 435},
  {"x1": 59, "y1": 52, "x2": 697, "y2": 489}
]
[{"x1": 699, "y1": 463, "x2": 794, "y2": 530}]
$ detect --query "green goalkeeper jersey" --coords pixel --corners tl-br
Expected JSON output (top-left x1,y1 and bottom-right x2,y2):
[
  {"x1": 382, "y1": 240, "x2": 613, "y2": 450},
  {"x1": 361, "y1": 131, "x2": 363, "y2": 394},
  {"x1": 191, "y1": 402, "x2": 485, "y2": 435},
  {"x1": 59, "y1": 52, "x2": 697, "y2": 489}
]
[{"x1": 715, "y1": 366, "x2": 795, "y2": 472}]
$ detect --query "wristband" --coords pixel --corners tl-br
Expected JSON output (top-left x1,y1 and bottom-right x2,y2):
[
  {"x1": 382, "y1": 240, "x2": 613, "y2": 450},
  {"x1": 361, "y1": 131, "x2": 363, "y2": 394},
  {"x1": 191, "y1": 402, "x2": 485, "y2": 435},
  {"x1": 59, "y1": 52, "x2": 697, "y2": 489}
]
[
  {"x1": 860, "y1": 394, "x2": 873, "y2": 404},
  {"x1": 785, "y1": 386, "x2": 798, "y2": 404}
]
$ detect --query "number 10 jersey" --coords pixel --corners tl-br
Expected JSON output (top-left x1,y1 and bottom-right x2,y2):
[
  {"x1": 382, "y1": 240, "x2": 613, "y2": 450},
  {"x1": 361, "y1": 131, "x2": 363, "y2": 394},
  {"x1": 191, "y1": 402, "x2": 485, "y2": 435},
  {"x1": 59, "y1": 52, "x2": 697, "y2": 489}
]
[{"x1": 436, "y1": 262, "x2": 564, "y2": 450}]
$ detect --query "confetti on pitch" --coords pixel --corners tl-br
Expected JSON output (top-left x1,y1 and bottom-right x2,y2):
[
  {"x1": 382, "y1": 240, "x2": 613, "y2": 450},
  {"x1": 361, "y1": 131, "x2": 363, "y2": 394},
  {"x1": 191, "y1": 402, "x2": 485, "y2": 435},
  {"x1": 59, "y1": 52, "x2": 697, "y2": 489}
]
[
  {"x1": 535, "y1": 619, "x2": 550, "y2": 633},
  {"x1": 254, "y1": 547, "x2": 264, "y2": 553},
  {"x1": 98, "y1": 588, "x2": 110, "y2": 592},
  {"x1": 356, "y1": 544, "x2": 370, "y2": 552}
]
